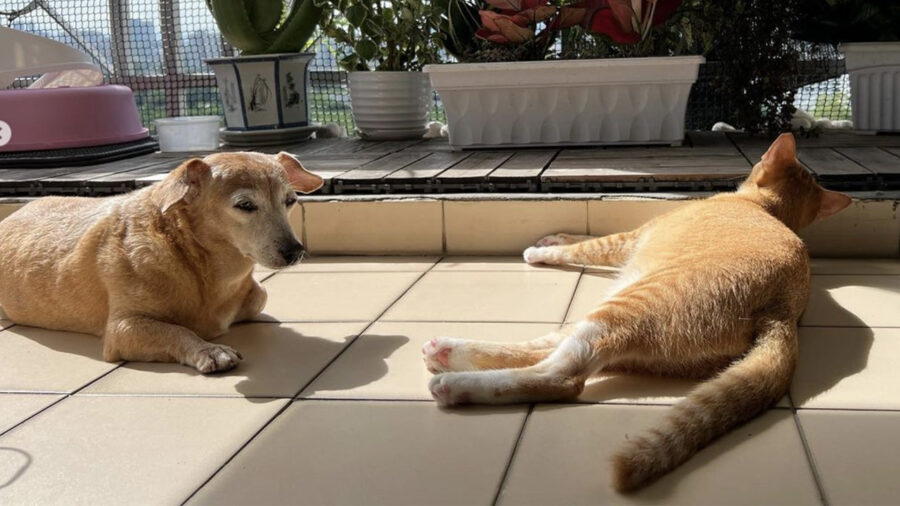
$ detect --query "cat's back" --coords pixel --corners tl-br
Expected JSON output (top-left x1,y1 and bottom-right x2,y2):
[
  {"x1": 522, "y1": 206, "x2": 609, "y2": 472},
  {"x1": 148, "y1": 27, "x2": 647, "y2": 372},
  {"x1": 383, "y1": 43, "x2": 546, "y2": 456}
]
[
  {"x1": 642, "y1": 195, "x2": 806, "y2": 262},
  {"x1": 633, "y1": 196, "x2": 810, "y2": 307}
]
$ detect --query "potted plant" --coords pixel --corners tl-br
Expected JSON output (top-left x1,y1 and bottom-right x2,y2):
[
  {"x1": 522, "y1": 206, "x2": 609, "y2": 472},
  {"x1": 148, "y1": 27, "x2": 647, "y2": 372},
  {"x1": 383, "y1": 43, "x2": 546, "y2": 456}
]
[
  {"x1": 321, "y1": 0, "x2": 444, "y2": 140},
  {"x1": 204, "y1": 0, "x2": 323, "y2": 138},
  {"x1": 795, "y1": 1, "x2": 900, "y2": 133},
  {"x1": 426, "y1": 0, "x2": 704, "y2": 149}
]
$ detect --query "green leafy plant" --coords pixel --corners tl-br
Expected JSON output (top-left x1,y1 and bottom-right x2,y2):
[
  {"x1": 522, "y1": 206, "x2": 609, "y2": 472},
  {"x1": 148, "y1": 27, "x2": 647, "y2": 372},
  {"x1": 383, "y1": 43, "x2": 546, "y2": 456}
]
[
  {"x1": 321, "y1": 0, "x2": 445, "y2": 71},
  {"x1": 205, "y1": 0, "x2": 323, "y2": 54}
]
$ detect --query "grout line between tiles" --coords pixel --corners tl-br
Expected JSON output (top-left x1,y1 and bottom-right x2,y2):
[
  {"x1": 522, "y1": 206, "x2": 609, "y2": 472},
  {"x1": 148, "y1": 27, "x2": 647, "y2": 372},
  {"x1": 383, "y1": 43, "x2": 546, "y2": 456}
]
[
  {"x1": 791, "y1": 409, "x2": 830, "y2": 506},
  {"x1": 441, "y1": 201, "x2": 448, "y2": 253},
  {"x1": 0, "y1": 361, "x2": 127, "y2": 440},
  {"x1": 492, "y1": 403, "x2": 534, "y2": 506},
  {"x1": 181, "y1": 261, "x2": 439, "y2": 505},
  {"x1": 561, "y1": 269, "x2": 586, "y2": 324}
]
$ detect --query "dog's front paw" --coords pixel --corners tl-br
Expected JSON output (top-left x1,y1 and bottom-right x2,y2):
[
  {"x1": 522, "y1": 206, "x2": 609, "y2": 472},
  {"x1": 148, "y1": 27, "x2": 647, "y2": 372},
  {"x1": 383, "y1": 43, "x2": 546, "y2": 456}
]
[{"x1": 192, "y1": 343, "x2": 242, "y2": 373}]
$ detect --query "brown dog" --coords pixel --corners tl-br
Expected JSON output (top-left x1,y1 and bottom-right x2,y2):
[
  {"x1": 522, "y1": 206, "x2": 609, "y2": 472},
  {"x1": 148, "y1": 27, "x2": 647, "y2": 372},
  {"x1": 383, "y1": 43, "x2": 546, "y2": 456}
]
[{"x1": 0, "y1": 151, "x2": 322, "y2": 373}]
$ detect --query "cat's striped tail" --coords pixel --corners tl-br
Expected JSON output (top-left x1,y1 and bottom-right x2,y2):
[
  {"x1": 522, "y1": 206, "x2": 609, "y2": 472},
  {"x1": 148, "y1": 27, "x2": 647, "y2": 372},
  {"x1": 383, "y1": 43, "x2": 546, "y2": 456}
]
[{"x1": 611, "y1": 320, "x2": 798, "y2": 492}]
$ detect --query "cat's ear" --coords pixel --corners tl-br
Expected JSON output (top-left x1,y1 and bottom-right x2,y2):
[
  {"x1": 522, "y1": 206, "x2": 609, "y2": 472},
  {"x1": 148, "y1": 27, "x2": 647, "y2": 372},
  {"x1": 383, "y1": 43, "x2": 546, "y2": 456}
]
[
  {"x1": 816, "y1": 189, "x2": 852, "y2": 220},
  {"x1": 757, "y1": 133, "x2": 797, "y2": 186}
]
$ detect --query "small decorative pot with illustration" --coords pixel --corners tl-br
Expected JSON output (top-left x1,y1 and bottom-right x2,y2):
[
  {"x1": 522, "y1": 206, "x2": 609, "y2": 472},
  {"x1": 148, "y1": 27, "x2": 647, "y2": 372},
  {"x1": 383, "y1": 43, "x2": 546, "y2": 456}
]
[
  {"x1": 348, "y1": 71, "x2": 432, "y2": 140},
  {"x1": 206, "y1": 53, "x2": 314, "y2": 131}
]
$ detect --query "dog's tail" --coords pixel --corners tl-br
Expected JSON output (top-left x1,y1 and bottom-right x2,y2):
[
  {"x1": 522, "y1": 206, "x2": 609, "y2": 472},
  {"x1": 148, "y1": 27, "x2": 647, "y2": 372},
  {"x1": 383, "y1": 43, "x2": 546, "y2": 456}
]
[{"x1": 611, "y1": 320, "x2": 797, "y2": 492}]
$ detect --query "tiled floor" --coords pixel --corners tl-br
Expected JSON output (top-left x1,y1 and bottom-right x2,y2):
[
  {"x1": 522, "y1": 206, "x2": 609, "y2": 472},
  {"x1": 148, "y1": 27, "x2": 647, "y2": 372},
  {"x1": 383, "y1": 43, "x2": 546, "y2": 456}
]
[{"x1": 0, "y1": 256, "x2": 898, "y2": 505}]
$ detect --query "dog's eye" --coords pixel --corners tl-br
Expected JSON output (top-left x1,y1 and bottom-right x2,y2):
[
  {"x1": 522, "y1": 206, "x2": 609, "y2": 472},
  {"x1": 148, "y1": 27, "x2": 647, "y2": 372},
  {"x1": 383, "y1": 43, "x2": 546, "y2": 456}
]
[
  {"x1": 234, "y1": 201, "x2": 257, "y2": 212},
  {"x1": 285, "y1": 197, "x2": 297, "y2": 207}
]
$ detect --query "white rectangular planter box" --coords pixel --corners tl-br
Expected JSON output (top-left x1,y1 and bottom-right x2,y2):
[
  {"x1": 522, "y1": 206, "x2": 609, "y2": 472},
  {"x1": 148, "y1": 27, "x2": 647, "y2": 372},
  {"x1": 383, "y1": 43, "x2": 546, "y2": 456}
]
[
  {"x1": 841, "y1": 42, "x2": 900, "y2": 133},
  {"x1": 425, "y1": 56, "x2": 704, "y2": 149}
]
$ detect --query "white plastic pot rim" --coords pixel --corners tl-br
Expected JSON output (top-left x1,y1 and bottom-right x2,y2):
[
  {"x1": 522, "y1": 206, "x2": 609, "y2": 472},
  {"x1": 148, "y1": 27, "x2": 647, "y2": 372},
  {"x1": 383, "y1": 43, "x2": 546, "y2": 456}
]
[{"x1": 425, "y1": 56, "x2": 704, "y2": 90}]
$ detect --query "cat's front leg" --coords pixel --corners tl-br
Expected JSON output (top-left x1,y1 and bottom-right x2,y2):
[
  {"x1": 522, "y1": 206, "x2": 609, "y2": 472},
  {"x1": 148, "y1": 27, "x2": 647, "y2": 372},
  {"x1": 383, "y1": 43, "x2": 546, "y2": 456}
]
[{"x1": 524, "y1": 230, "x2": 640, "y2": 267}]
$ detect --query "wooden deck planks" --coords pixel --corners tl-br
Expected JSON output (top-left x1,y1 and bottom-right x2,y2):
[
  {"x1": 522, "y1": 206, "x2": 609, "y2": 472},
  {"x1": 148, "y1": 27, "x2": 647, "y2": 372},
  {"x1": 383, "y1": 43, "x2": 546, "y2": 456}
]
[
  {"x1": 435, "y1": 151, "x2": 514, "y2": 181},
  {"x1": 336, "y1": 152, "x2": 430, "y2": 182},
  {"x1": 2, "y1": 132, "x2": 898, "y2": 195},
  {"x1": 796, "y1": 148, "x2": 874, "y2": 177},
  {"x1": 488, "y1": 150, "x2": 558, "y2": 180},
  {"x1": 836, "y1": 147, "x2": 900, "y2": 175},
  {"x1": 544, "y1": 149, "x2": 750, "y2": 183},
  {"x1": 383, "y1": 152, "x2": 471, "y2": 181}
]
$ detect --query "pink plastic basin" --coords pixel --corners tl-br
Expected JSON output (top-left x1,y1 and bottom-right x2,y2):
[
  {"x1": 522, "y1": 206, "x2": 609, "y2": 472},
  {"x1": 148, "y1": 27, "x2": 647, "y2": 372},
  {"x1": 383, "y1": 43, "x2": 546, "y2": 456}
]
[{"x1": 0, "y1": 85, "x2": 148, "y2": 152}]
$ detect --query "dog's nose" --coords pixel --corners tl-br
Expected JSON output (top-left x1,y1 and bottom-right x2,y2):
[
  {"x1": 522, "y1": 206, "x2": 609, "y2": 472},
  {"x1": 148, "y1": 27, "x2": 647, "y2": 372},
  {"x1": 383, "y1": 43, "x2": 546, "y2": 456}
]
[{"x1": 279, "y1": 241, "x2": 304, "y2": 265}]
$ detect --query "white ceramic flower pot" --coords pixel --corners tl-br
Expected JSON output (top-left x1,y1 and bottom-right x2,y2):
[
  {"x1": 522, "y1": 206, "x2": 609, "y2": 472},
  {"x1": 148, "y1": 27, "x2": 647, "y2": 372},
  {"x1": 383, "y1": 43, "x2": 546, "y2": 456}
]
[
  {"x1": 425, "y1": 56, "x2": 704, "y2": 149},
  {"x1": 841, "y1": 42, "x2": 900, "y2": 132},
  {"x1": 206, "y1": 53, "x2": 314, "y2": 131},
  {"x1": 348, "y1": 71, "x2": 432, "y2": 140}
]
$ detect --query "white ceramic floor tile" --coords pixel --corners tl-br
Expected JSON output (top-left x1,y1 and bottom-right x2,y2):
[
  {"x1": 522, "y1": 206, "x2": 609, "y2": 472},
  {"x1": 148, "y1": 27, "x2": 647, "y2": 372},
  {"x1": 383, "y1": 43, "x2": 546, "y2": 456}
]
[
  {"x1": 500, "y1": 405, "x2": 818, "y2": 505},
  {"x1": 802, "y1": 275, "x2": 900, "y2": 327},
  {"x1": 0, "y1": 326, "x2": 119, "y2": 393},
  {"x1": 810, "y1": 258, "x2": 900, "y2": 275},
  {"x1": 189, "y1": 401, "x2": 526, "y2": 505},
  {"x1": 283, "y1": 256, "x2": 439, "y2": 272},
  {"x1": 0, "y1": 393, "x2": 62, "y2": 434},
  {"x1": 0, "y1": 396, "x2": 285, "y2": 505},
  {"x1": 799, "y1": 409, "x2": 900, "y2": 506},
  {"x1": 792, "y1": 326, "x2": 897, "y2": 409},
  {"x1": 302, "y1": 321, "x2": 560, "y2": 400},
  {"x1": 260, "y1": 271, "x2": 423, "y2": 322},
  {"x1": 382, "y1": 270, "x2": 581, "y2": 323},
  {"x1": 433, "y1": 256, "x2": 581, "y2": 272},
  {"x1": 83, "y1": 322, "x2": 368, "y2": 397}
]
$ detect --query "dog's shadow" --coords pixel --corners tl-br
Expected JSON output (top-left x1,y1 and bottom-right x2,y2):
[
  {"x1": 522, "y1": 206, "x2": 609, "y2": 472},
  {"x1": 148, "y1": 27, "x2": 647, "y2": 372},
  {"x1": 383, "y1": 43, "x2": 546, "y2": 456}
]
[
  {"x1": 0, "y1": 312, "x2": 407, "y2": 402},
  {"x1": 141, "y1": 322, "x2": 408, "y2": 402}
]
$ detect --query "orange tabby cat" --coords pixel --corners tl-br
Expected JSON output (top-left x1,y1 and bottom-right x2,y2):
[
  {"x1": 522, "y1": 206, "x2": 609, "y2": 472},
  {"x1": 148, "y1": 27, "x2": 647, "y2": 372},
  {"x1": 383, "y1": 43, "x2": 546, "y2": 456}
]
[{"x1": 422, "y1": 133, "x2": 851, "y2": 492}]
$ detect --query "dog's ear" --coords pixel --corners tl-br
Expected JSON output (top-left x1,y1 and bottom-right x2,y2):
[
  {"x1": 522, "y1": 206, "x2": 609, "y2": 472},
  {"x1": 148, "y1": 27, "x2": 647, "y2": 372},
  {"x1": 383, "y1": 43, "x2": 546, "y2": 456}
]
[
  {"x1": 276, "y1": 152, "x2": 323, "y2": 194},
  {"x1": 160, "y1": 158, "x2": 211, "y2": 213}
]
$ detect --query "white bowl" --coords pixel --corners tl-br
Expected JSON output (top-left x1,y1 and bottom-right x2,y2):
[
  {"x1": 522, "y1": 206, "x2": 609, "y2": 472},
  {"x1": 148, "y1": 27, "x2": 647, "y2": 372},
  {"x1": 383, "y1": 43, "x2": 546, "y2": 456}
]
[{"x1": 155, "y1": 116, "x2": 221, "y2": 152}]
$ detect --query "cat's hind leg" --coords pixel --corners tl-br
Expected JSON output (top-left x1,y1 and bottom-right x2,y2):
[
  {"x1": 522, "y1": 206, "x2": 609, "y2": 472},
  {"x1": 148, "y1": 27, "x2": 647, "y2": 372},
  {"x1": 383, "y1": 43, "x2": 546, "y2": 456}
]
[
  {"x1": 429, "y1": 321, "x2": 610, "y2": 405},
  {"x1": 422, "y1": 327, "x2": 571, "y2": 373},
  {"x1": 524, "y1": 230, "x2": 639, "y2": 268}
]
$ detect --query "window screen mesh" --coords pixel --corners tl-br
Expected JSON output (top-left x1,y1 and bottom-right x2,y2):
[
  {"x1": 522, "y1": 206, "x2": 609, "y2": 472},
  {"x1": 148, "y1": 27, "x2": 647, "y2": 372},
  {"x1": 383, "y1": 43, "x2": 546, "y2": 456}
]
[{"x1": 3, "y1": 0, "x2": 848, "y2": 134}]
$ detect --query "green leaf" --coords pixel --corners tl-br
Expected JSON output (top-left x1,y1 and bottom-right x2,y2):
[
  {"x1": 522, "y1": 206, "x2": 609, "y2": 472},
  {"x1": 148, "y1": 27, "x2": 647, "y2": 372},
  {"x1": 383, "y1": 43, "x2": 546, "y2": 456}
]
[
  {"x1": 346, "y1": 4, "x2": 368, "y2": 27},
  {"x1": 247, "y1": 0, "x2": 283, "y2": 34},
  {"x1": 355, "y1": 39, "x2": 378, "y2": 60}
]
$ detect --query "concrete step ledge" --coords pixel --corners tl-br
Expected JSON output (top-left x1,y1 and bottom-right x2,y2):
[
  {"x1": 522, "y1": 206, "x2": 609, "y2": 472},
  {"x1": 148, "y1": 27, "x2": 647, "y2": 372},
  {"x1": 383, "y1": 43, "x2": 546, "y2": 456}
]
[{"x1": 2, "y1": 193, "x2": 898, "y2": 258}]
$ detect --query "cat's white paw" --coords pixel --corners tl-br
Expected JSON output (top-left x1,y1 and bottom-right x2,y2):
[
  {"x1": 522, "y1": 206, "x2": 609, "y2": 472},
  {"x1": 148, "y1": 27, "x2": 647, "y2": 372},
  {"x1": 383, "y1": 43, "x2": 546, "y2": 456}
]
[
  {"x1": 429, "y1": 373, "x2": 471, "y2": 406},
  {"x1": 523, "y1": 246, "x2": 548, "y2": 265},
  {"x1": 422, "y1": 338, "x2": 454, "y2": 373}
]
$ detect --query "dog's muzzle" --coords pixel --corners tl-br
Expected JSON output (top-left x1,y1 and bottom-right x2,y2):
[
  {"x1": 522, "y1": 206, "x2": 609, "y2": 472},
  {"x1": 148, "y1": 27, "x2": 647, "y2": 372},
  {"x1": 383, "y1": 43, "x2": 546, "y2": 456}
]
[{"x1": 279, "y1": 241, "x2": 304, "y2": 265}]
